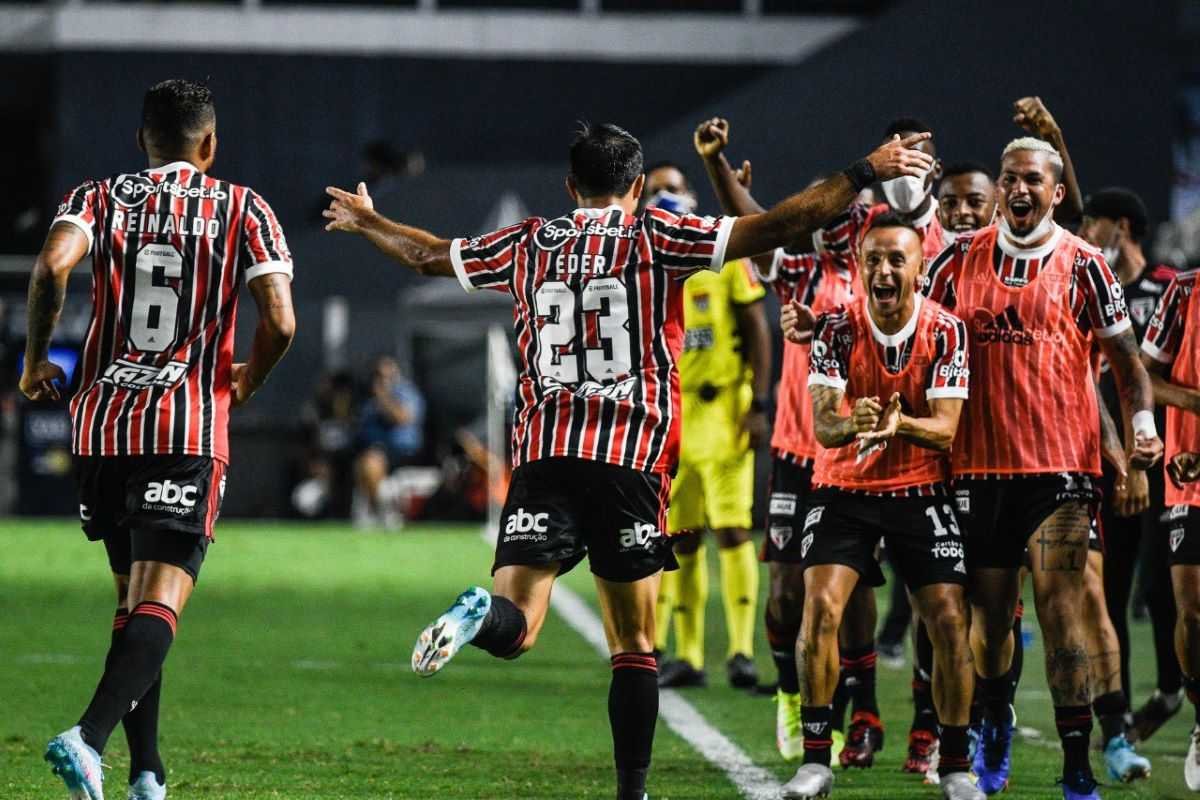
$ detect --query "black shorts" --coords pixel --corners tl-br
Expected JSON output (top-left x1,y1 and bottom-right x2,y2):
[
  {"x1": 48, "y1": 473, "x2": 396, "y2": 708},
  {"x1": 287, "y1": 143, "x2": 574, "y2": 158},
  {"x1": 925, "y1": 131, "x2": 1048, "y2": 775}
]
[
  {"x1": 492, "y1": 457, "x2": 676, "y2": 583},
  {"x1": 75, "y1": 455, "x2": 226, "y2": 581},
  {"x1": 1163, "y1": 504, "x2": 1200, "y2": 567},
  {"x1": 954, "y1": 473, "x2": 1099, "y2": 570},
  {"x1": 801, "y1": 488, "x2": 967, "y2": 591},
  {"x1": 761, "y1": 457, "x2": 814, "y2": 563}
]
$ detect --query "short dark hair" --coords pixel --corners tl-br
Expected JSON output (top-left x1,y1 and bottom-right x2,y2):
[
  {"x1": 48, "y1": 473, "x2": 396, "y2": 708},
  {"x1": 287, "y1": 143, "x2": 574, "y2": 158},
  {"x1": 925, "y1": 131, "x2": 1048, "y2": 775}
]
[
  {"x1": 863, "y1": 210, "x2": 923, "y2": 242},
  {"x1": 569, "y1": 122, "x2": 644, "y2": 199},
  {"x1": 1083, "y1": 187, "x2": 1149, "y2": 240},
  {"x1": 142, "y1": 79, "x2": 216, "y2": 155},
  {"x1": 941, "y1": 160, "x2": 995, "y2": 183},
  {"x1": 884, "y1": 117, "x2": 932, "y2": 138},
  {"x1": 644, "y1": 160, "x2": 690, "y2": 190}
]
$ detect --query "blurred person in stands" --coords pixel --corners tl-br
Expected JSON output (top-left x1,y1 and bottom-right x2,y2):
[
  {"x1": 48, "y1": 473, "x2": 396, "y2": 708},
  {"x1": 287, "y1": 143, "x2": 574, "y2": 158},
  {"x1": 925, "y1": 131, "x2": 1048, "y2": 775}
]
[
  {"x1": 291, "y1": 369, "x2": 358, "y2": 519},
  {"x1": 353, "y1": 354, "x2": 425, "y2": 529}
]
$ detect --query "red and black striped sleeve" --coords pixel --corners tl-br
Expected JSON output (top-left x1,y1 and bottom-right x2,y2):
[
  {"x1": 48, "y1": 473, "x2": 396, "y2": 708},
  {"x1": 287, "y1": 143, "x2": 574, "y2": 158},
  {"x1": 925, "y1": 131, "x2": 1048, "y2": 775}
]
[
  {"x1": 926, "y1": 310, "x2": 970, "y2": 400},
  {"x1": 644, "y1": 207, "x2": 734, "y2": 276},
  {"x1": 808, "y1": 309, "x2": 853, "y2": 393},
  {"x1": 1143, "y1": 271, "x2": 1198, "y2": 364},
  {"x1": 921, "y1": 237, "x2": 968, "y2": 310},
  {"x1": 1075, "y1": 250, "x2": 1131, "y2": 339},
  {"x1": 450, "y1": 218, "x2": 537, "y2": 293},
  {"x1": 766, "y1": 249, "x2": 819, "y2": 305},
  {"x1": 240, "y1": 190, "x2": 294, "y2": 282},
  {"x1": 51, "y1": 180, "x2": 100, "y2": 253}
]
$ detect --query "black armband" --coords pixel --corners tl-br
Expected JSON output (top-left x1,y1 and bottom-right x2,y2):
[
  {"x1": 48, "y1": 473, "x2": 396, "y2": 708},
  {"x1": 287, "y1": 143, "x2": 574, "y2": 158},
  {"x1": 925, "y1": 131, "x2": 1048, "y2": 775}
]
[{"x1": 842, "y1": 159, "x2": 876, "y2": 192}]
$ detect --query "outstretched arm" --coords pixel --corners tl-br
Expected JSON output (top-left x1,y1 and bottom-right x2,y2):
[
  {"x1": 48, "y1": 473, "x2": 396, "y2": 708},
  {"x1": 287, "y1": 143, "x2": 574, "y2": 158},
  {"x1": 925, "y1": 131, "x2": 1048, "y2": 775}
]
[
  {"x1": 19, "y1": 222, "x2": 90, "y2": 401},
  {"x1": 324, "y1": 182, "x2": 454, "y2": 277},
  {"x1": 723, "y1": 133, "x2": 933, "y2": 262},
  {"x1": 693, "y1": 118, "x2": 765, "y2": 217},
  {"x1": 1013, "y1": 96, "x2": 1083, "y2": 223}
]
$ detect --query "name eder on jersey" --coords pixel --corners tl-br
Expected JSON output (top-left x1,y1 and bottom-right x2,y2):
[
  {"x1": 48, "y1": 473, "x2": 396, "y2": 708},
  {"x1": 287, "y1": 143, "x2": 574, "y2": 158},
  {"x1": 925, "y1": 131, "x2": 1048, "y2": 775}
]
[{"x1": 533, "y1": 216, "x2": 638, "y2": 276}]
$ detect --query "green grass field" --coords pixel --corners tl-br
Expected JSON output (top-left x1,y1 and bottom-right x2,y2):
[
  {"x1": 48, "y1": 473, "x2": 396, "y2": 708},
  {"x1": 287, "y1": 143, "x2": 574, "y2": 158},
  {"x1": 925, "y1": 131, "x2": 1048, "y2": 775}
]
[{"x1": 0, "y1": 520, "x2": 1196, "y2": 799}]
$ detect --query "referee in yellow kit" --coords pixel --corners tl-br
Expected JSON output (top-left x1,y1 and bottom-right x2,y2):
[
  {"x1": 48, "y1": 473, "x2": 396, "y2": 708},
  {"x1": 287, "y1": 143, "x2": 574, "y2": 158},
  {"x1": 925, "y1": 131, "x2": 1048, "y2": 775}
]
[{"x1": 643, "y1": 161, "x2": 772, "y2": 688}]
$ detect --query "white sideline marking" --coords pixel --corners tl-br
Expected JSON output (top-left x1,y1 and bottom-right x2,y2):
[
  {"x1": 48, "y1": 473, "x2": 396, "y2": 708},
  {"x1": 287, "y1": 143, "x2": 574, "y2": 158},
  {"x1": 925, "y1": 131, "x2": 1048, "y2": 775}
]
[{"x1": 483, "y1": 530, "x2": 784, "y2": 800}]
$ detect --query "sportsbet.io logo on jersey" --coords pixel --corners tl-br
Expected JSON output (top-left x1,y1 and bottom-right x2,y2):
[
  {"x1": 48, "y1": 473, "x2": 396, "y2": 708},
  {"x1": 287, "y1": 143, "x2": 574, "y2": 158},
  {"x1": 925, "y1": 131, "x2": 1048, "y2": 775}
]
[{"x1": 112, "y1": 174, "x2": 228, "y2": 209}]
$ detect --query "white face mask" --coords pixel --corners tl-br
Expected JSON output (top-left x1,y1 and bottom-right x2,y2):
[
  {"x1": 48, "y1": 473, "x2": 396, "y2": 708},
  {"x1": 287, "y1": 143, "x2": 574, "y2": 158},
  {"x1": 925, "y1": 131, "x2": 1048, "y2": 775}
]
[
  {"x1": 881, "y1": 169, "x2": 929, "y2": 214},
  {"x1": 1101, "y1": 230, "x2": 1121, "y2": 266},
  {"x1": 646, "y1": 189, "x2": 697, "y2": 215},
  {"x1": 999, "y1": 204, "x2": 1055, "y2": 248}
]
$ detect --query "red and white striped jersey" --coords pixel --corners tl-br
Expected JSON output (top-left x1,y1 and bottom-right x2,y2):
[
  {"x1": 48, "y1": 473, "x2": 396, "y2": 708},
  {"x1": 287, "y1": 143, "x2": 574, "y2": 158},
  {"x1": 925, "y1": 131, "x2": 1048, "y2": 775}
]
[
  {"x1": 54, "y1": 161, "x2": 293, "y2": 465},
  {"x1": 451, "y1": 204, "x2": 734, "y2": 473}
]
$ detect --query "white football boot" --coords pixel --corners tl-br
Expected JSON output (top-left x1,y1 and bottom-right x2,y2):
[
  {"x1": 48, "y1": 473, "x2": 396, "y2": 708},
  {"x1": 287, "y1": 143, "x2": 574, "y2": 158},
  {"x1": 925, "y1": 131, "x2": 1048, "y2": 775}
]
[
  {"x1": 127, "y1": 771, "x2": 165, "y2": 800},
  {"x1": 1186, "y1": 724, "x2": 1200, "y2": 791},
  {"x1": 782, "y1": 763, "x2": 834, "y2": 799},
  {"x1": 412, "y1": 586, "x2": 492, "y2": 677},
  {"x1": 45, "y1": 726, "x2": 104, "y2": 800},
  {"x1": 940, "y1": 772, "x2": 985, "y2": 800}
]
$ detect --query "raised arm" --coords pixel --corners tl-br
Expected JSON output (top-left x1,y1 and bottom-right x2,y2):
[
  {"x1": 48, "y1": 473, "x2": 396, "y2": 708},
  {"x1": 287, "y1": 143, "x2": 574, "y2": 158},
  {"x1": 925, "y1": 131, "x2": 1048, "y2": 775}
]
[
  {"x1": 19, "y1": 222, "x2": 90, "y2": 401},
  {"x1": 723, "y1": 133, "x2": 933, "y2": 262},
  {"x1": 324, "y1": 182, "x2": 454, "y2": 277},
  {"x1": 1013, "y1": 96, "x2": 1083, "y2": 223},
  {"x1": 233, "y1": 273, "x2": 296, "y2": 407},
  {"x1": 693, "y1": 117, "x2": 765, "y2": 217}
]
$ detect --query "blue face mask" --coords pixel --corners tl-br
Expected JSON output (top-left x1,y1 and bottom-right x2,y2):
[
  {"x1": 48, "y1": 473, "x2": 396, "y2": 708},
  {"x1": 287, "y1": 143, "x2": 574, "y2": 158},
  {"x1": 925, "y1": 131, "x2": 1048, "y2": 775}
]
[{"x1": 646, "y1": 190, "x2": 697, "y2": 215}]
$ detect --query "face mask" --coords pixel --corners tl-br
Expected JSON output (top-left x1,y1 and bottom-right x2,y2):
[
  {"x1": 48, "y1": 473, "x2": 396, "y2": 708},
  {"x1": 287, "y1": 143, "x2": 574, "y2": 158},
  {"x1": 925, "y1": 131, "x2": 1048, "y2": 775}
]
[
  {"x1": 999, "y1": 204, "x2": 1055, "y2": 248},
  {"x1": 1101, "y1": 230, "x2": 1121, "y2": 266},
  {"x1": 881, "y1": 170, "x2": 929, "y2": 214},
  {"x1": 646, "y1": 190, "x2": 697, "y2": 215}
]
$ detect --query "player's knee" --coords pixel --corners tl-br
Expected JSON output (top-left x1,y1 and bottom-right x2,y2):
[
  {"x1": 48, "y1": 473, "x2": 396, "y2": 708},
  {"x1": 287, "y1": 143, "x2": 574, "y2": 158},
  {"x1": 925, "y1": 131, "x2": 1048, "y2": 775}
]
[
  {"x1": 805, "y1": 591, "x2": 845, "y2": 639},
  {"x1": 923, "y1": 595, "x2": 968, "y2": 649},
  {"x1": 769, "y1": 585, "x2": 804, "y2": 631}
]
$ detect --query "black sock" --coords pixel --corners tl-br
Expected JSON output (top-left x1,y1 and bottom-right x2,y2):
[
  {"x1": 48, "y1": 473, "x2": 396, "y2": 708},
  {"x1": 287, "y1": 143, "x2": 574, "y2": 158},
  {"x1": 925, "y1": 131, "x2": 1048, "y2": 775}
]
[
  {"x1": 911, "y1": 621, "x2": 937, "y2": 734},
  {"x1": 840, "y1": 644, "x2": 878, "y2": 715},
  {"x1": 124, "y1": 673, "x2": 164, "y2": 784},
  {"x1": 470, "y1": 595, "x2": 527, "y2": 658},
  {"x1": 801, "y1": 705, "x2": 833, "y2": 766},
  {"x1": 1093, "y1": 690, "x2": 1129, "y2": 743},
  {"x1": 978, "y1": 675, "x2": 1011, "y2": 727},
  {"x1": 831, "y1": 672, "x2": 849, "y2": 732},
  {"x1": 765, "y1": 610, "x2": 800, "y2": 695},
  {"x1": 1054, "y1": 705, "x2": 1094, "y2": 775},
  {"x1": 938, "y1": 725, "x2": 970, "y2": 777},
  {"x1": 1185, "y1": 674, "x2": 1200, "y2": 727},
  {"x1": 609, "y1": 653, "x2": 658, "y2": 800},
  {"x1": 108, "y1": 608, "x2": 165, "y2": 785},
  {"x1": 78, "y1": 602, "x2": 177, "y2": 754},
  {"x1": 1007, "y1": 603, "x2": 1024, "y2": 699}
]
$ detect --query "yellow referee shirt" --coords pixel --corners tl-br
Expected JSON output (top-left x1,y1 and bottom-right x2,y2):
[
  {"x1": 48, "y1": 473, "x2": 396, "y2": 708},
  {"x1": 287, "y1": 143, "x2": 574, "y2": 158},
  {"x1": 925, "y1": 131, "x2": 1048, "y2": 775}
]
[{"x1": 678, "y1": 258, "x2": 766, "y2": 391}]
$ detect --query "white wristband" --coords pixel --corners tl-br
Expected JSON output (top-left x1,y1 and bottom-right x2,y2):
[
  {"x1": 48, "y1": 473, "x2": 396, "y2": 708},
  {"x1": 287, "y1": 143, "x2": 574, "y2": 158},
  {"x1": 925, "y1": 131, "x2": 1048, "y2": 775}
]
[{"x1": 1132, "y1": 410, "x2": 1158, "y2": 440}]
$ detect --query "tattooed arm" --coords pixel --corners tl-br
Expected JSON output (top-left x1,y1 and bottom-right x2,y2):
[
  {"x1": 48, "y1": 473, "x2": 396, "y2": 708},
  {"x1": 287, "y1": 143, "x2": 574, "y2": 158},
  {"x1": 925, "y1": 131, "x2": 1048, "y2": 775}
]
[
  {"x1": 19, "y1": 222, "x2": 90, "y2": 401},
  {"x1": 236, "y1": 273, "x2": 296, "y2": 407},
  {"x1": 811, "y1": 385, "x2": 884, "y2": 449},
  {"x1": 1099, "y1": 328, "x2": 1162, "y2": 469},
  {"x1": 324, "y1": 182, "x2": 453, "y2": 277}
]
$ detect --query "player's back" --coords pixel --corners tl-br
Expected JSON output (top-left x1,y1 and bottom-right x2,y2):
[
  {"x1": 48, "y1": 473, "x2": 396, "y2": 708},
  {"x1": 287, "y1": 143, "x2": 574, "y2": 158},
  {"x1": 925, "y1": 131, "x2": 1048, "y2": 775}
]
[
  {"x1": 451, "y1": 203, "x2": 731, "y2": 473},
  {"x1": 55, "y1": 161, "x2": 292, "y2": 464}
]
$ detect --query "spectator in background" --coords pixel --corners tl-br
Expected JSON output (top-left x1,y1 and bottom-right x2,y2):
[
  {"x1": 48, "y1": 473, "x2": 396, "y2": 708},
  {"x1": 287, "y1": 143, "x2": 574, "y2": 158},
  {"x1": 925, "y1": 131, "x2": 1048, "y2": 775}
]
[
  {"x1": 354, "y1": 355, "x2": 426, "y2": 529},
  {"x1": 291, "y1": 370, "x2": 358, "y2": 519}
]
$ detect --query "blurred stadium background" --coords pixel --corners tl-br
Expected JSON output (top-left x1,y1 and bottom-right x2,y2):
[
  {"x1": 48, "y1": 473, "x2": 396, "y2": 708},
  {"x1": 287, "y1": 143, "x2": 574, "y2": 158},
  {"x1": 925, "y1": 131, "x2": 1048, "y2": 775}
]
[{"x1": 3, "y1": 1, "x2": 1200, "y2": 798}]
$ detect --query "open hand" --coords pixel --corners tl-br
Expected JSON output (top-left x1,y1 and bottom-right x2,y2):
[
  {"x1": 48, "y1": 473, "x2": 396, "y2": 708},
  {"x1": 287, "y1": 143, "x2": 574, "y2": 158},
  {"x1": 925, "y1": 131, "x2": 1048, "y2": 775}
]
[
  {"x1": 323, "y1": 182, "x2": 375, "y2": 234},
  {"x1": 866, "y1": 133, "x2": 934, "y2": 182},
  {"x1": 693, "y1": 118, "x2": 730, "y2": 160},
  {"x1": 781, "y1": 300, "x2": 817, "y2": 344},
  {"x1": 19, "y1": 360, "x2": 66, "y2": 401}
]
